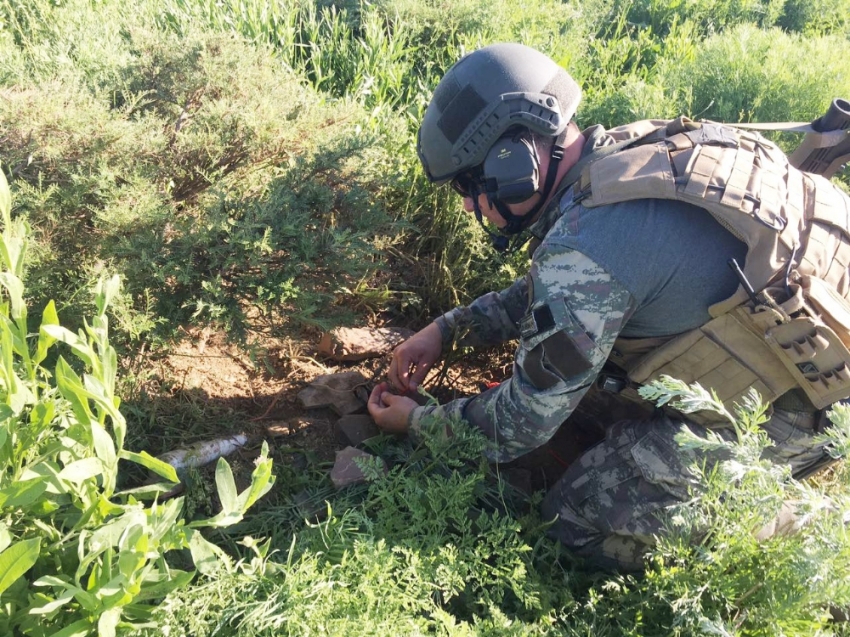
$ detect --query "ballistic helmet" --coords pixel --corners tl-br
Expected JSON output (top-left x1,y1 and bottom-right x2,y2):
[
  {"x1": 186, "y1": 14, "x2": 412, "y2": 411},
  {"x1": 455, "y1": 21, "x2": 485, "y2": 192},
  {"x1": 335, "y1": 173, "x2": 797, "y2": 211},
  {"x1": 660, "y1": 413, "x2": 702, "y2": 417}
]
[{"x1": 417, "y1": 43, "x2": 582, "y2": 185}]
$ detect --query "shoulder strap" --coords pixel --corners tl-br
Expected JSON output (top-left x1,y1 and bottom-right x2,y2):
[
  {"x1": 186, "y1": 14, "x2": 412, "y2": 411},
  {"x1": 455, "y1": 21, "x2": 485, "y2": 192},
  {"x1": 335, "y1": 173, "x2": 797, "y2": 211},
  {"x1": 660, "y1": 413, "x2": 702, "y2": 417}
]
[{"x1": 551, "y1": 122, "x2": 667, "y2": 204}]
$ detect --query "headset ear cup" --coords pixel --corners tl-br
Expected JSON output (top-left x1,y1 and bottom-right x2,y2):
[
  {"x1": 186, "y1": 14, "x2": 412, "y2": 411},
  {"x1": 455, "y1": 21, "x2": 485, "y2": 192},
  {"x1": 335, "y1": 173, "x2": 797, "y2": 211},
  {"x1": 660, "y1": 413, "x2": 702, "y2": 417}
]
[{"x1": 482, "y1": 132, "x2": 541, "y2": 204}]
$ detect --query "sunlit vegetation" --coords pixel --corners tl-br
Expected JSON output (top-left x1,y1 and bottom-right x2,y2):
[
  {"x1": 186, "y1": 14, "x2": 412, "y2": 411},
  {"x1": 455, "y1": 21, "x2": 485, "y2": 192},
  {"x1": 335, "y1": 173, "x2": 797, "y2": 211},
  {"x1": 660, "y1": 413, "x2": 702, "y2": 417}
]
[{"x1": 2, "y1": 0, "x2": 850, "y2": 634}]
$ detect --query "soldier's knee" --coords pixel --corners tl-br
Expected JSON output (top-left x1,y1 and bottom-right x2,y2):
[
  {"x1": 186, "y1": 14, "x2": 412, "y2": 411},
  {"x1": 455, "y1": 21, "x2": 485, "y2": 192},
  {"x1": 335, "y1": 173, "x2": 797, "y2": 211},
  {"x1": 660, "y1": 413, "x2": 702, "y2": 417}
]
[
  {"x1": 540, "y1": 417, "x2": 702, "y2": 570},
  {"x1": 541, "y1": 484, "x2": 659, "y2": 571}
]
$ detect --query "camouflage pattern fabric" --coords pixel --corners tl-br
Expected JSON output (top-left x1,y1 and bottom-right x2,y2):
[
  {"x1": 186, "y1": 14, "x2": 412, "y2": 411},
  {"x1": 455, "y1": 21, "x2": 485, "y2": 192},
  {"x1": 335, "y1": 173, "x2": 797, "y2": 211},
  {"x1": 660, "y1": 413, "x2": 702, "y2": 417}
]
[
  {"x1": 410, "y1": 247, "x2": 634, "y2": 463},
  {"x1": 434, "y1": 278, "x2": 529, "y2": 349},
  {"x1": 406, "y1": 192, "x2": 830, "y2": 570},
  {"x1": 541, "y1": 416, "x2": 703, "y2": 571},
  {"x1": 541, "y1": 408, "x2": 829, "y2": 571}
]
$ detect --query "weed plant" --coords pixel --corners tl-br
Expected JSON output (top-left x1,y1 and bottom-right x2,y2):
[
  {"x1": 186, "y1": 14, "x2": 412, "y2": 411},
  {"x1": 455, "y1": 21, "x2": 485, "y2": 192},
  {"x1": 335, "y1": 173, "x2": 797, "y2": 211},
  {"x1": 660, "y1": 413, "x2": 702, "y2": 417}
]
[
  {"x1": 4, "y1": 3, "x2": 850, "y2": 631},
  {"x1": 0, "y1": 172, "x2": 275, "y2": 636},
  {"x1": 0, "y1": 5, "x2": 404, "y2": 343},
  {"x1": 146, "y1": 379, "x2": 850, "y2": 636}
]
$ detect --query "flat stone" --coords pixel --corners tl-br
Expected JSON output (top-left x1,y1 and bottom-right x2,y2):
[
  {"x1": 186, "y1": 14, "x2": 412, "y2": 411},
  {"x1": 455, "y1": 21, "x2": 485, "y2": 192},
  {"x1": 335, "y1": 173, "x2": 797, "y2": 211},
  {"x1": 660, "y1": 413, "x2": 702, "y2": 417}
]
[
  {"x1": 297, "y1": 371, "x2": 367, "y2": 416},
  {"x1": 334, "y1": 414, "x2": 380, "y2": 447},
  {"x1": 330, "y1": 446, "x2": 387, "y2": 489},
  {"x1": 318, "y1": 327, "x2": 415, "y2": 362}
]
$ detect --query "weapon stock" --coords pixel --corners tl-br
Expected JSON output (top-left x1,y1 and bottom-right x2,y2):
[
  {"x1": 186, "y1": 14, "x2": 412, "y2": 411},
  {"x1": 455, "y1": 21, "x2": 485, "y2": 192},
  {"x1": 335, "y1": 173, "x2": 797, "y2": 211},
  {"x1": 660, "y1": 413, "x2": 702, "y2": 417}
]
[{"x1": 789, "y1": 98, "x2": 850, "y2": 178}]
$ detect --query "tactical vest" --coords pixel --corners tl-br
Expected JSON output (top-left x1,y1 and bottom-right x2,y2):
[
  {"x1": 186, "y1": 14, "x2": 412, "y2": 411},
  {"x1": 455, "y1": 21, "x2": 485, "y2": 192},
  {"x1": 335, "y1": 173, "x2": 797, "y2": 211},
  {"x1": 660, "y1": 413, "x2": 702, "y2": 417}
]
[{"x1": 573, "y1": 117, "x2": 850, "y2": 425}]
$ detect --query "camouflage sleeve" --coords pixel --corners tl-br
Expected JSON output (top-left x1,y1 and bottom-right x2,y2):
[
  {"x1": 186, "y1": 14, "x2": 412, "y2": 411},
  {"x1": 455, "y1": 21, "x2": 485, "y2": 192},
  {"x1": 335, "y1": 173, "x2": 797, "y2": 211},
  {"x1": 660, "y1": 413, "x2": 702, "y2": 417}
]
[
  {"x1": 410, "y1": 247, "x2": 633, "y2": 463},
  {"x1": 433, "y1": 275, "x2": 529, "y2": 349}
]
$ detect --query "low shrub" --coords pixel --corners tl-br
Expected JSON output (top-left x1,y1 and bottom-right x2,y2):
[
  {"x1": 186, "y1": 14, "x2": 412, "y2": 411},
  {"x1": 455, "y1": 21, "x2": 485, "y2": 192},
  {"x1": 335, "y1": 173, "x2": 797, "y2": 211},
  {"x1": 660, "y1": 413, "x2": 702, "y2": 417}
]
[{"x1": 0, "y1": 13, "x2": 404, "y2": 341}]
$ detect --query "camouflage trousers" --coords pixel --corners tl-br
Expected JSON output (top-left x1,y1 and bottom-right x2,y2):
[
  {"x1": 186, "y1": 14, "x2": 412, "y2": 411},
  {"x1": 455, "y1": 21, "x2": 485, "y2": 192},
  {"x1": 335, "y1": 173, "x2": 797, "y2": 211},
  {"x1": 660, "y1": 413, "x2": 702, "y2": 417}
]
[{"x1": 540, "y1": 408, "x2": 831, "y2": 571}]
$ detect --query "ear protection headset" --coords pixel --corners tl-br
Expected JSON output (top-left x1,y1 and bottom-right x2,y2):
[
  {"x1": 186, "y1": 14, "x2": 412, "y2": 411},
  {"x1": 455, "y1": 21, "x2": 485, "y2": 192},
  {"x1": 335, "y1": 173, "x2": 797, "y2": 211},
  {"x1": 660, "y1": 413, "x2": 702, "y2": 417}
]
[
  {"x1": 467, "y1": 127, "x2": 568, "y2": 251},
  {"x1": 482, "y1": 130, "x2": 541, "y2": 204}
]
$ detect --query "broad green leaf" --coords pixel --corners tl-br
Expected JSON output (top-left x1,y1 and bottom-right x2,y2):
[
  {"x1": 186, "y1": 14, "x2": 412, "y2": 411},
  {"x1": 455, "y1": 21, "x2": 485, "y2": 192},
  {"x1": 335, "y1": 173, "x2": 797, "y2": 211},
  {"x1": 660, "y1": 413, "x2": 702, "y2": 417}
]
[
  {"x1": 97, "y1": 607, "x2": 122, "y2": 637},
  {"x1": 191, "y1": 447, "x2": 275, "y2": 529},
  {"x1": 0, "y1": 273, "x2": 25, "y2": 321},
  {"x1": 30, "y1": 591, "x2": 75, "y2": 614},
  {"x1": 33, "y1": 575, "x2": 72, "y2": 587},
  {"x1": 28, "y1": 400, "x2": 54, "y2": 430},
  {"x1": 0, "y1": 167, "x2": 11, "y2": 223},
  {"x1": 0, "y1": 478, "x2": 48, "y2": 509},
  {"x1": 188, "y1": 530, "x2": 229, "y2": 575},
  {"x1": 189, "y1": 508, "x2": 242, "y2": 529},
  {"x1": 54, "y1": 357, "x2": 94, "y2": 426},
  {"x1": 2, "y1": 221, "x2": 27, "y2": 278},
  {"x1": 0, "y1": 241, "x2": 11, "y2": 284},
  {"x1": 0, "y1": 537, "x2": 41, "y2": 595},
  {"x1": 46, "y1": 618, "x2": 92, "y2": 637},
  {"x1": 114, "y1": 481, "x2": 179, "y2": 499},
  {"x1": 91, "y1": 422, "x2": 117, "y2": 471},
  {"x1": 148, "y1": 498, "x2": 186, "y2": 543},
  {"x1": 0, "y1": 523, "x2": 9, "y2": 553},
  {"x1": 94, "y1": 275, "x2": 121, "y2": 317},
  {"x1": 133, "y1": 569, "x2": 194, "y2": 601},
  {"x1": 118, "y1": 450, "x2": 179, "y2": 483},
  {"x1": 117, "y1": 549, "x2": 146, "y2": 581},
  {"x1": 28, "y1": 499, "x2": 62, "y2": 517},
  {"x1": 58, "y1": 458, "x2": 104, "y2": 484},
  {"x1": 89, "y1": 509, "x2": 146, "y2": 554},
  {"x1": 0, "y1": 318, "x2": 30, "y2": 414},
  {"x1": 95, "y1": 494, "x2": 124, "y2": 519},
  {"x1": 215, "y1": 458, "x2": 238, "y2": 514},
  {"x1": 110, "y1": 407, "x2": 126, "y2": 453},
  {"x1": 237, "y1": 443, "x2": 275, "y2": 512},
  {"x1": 0, "y1": 313, "x2": 27, "y2": 358},
  {"x1": 34, "y1": 301, "x2": 59, "y2": 366},
  {"x1": 101, "y1": 345, "x2": 118, "y2": 404},
  {"x1": 82, "y1": 375, "x2": 123, "y2": 426},
  {"x1": 42, "y1": 326, "x2": 94, "y2": 368},
  {"x1": 19, "y1": 460, "x2": 65, "y2": 495},
  {"x1": 72, "y1": 586, "x2": 99, "y2": 613}
]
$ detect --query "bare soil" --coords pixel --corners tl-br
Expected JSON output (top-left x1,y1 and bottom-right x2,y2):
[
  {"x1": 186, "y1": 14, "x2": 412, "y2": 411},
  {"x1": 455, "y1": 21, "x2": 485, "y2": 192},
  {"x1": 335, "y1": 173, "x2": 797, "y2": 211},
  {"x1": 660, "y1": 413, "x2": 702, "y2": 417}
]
[{"x1": 127, "y1": 325, "x2": 511, "y2": 464}]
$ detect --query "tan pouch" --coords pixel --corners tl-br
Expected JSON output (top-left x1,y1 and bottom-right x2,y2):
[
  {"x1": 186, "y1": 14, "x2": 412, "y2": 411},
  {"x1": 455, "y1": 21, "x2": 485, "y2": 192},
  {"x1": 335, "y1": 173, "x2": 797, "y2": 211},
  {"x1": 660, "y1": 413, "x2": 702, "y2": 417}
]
[
  {"x1": 628, "y1": 312, "x2": 797, "y2": 426},
  {"x1": 763, "y1": 278, "x2": 850, "y2": 409}
]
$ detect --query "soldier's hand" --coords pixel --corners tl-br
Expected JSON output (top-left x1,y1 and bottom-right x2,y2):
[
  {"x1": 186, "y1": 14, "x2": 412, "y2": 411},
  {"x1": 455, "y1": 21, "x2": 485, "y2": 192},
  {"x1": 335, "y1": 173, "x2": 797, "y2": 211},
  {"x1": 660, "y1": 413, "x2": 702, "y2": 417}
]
[
  {"x1": 367, "y1": 382, "x2": 418, "y2": 433},
  {"x1": 388, "y1": 322, "x2": 443, "y2": 392}
]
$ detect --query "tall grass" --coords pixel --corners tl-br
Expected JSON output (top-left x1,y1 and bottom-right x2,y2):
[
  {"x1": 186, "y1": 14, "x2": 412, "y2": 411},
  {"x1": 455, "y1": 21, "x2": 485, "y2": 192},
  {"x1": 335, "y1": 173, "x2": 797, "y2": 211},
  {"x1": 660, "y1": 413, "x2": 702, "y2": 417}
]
[
  {"x1": 4, "y1": 0, "x2": 849, "y2": 329},
  {"x1": 151, "y1": 0, "x2": 850, "y2": 314}
]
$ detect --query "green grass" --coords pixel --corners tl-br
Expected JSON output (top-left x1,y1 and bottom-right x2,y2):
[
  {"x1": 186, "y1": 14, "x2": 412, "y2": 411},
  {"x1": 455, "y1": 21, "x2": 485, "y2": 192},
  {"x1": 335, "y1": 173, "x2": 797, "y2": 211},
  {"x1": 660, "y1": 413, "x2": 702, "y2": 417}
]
[{"x1": 145, "y1": 390, "x2": 850, "y2": 636}]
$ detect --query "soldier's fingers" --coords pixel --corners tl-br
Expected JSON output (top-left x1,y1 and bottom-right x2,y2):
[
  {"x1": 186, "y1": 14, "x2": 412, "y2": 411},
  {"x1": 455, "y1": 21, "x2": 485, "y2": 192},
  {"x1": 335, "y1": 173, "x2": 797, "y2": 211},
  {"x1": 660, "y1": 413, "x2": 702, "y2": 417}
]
[
  {"x1": 392, "y1": 351, "x2": 412, "y2": 391},
  {"x1": 408, "y1": 360, "x2": 432, "y2": 390},
  {"x1": 388, "y1": 356, "x2": 405, "y2": 391},
  {"x1": 367, "y1": 383, "x2": 389, "y2": 417}
]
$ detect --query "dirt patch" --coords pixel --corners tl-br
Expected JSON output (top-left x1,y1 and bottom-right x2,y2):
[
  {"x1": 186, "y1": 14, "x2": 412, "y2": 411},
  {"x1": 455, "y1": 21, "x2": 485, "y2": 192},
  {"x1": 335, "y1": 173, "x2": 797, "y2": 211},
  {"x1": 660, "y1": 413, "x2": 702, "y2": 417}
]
[{"x1": 126, "y1": 326, "x2": 511, "y2": 464}]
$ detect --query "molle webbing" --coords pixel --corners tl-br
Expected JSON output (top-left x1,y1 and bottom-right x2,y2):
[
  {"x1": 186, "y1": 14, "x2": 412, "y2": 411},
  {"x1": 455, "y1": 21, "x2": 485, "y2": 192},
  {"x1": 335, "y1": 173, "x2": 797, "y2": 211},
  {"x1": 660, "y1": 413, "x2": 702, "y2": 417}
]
[{"x1": 580, "y1": 118, "x2": 850, "y2": 423}]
